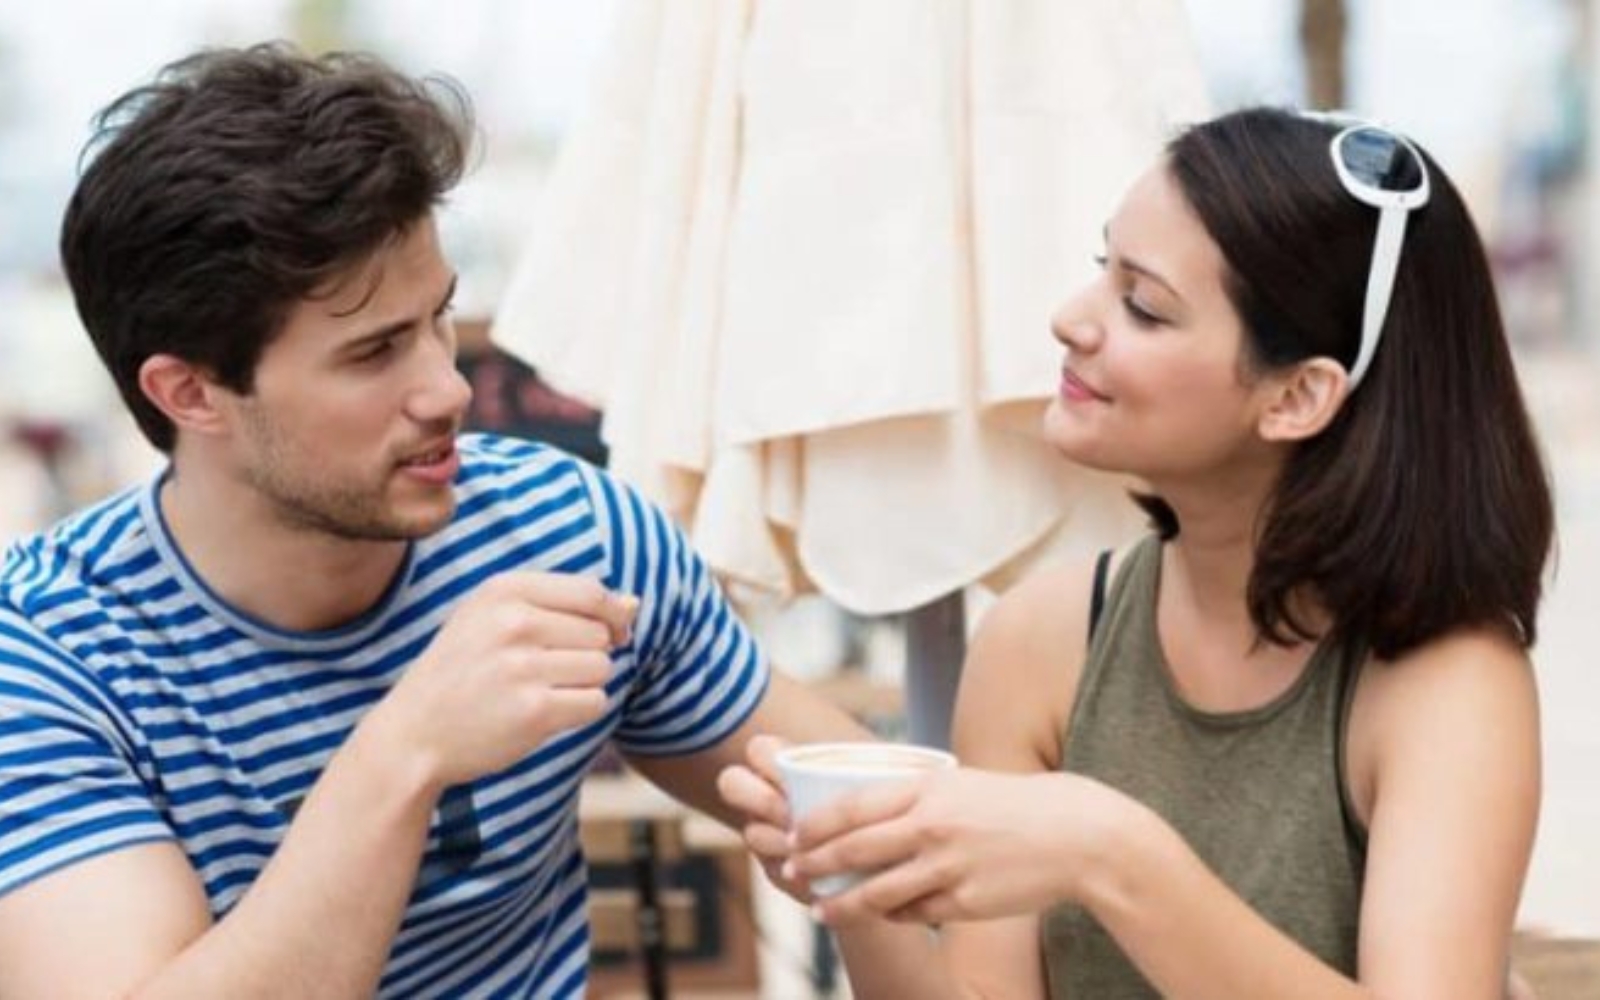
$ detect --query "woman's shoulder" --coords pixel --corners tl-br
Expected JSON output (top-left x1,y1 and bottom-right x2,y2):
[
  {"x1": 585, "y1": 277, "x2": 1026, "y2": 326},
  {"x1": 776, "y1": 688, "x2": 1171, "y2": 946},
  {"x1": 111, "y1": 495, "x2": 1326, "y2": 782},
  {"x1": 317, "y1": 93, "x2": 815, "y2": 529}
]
[
  {"x1": 1360, "y1": 624, "x2": 1533, "y2": 716},
  {"x1": 1347, "y1": 624, "x2": 1537, "y2": 820},
  {"x1": 954, "y1": 544, "x2": 1140, "y2": 767},
  {"x1": 970, "y1": 551, "x2": 1121, "y2": 665}
]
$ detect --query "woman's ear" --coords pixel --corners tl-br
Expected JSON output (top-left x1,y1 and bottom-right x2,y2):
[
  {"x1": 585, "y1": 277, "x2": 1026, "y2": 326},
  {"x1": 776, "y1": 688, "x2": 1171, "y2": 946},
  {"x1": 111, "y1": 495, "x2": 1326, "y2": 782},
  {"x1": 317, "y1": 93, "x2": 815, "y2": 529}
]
[
  {"x1": 137, "y1": 354, "x2": 232, "y2": 440},
  {"x1": 1258, "y1": 357, "x2": 1350, "y2": 442}
]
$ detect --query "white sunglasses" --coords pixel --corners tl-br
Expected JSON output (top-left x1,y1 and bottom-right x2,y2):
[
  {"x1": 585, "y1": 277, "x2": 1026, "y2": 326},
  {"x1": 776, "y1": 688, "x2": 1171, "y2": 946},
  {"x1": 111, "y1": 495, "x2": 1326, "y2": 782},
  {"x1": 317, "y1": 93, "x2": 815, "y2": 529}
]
[{"x1": 1304, "y1": 112, "x2": 1432, "y2": 388}]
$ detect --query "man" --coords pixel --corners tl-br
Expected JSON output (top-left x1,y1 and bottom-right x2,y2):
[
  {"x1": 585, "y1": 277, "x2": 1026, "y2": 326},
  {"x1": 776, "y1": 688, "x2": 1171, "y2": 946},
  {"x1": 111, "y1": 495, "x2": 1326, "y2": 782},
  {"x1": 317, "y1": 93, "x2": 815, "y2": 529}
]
[{"x1": 0, "y1": 43, "x2": 863, "y2": 997}]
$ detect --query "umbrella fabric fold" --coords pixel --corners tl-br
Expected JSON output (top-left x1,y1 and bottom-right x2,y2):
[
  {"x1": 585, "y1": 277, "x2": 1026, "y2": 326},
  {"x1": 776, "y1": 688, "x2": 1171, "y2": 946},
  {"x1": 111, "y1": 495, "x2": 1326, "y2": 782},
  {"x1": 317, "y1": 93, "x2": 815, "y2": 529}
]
[{"x1": 493, "y1": 0, "x2": 1210, "y2": 614}]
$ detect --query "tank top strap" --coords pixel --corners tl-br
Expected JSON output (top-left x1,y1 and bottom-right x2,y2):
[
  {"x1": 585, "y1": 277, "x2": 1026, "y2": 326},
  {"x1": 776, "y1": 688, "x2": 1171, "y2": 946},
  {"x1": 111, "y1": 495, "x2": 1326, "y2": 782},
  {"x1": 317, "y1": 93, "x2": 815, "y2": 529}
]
[{"x1": 1071, "y1": 533, "x2": 1164, "y2": 741}]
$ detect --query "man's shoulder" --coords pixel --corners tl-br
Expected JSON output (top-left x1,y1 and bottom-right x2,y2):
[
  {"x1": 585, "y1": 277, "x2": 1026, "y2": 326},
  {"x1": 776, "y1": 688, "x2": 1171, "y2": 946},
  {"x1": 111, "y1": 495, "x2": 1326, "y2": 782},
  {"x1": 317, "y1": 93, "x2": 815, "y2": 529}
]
[
  {"x1": 457, "y1": 431, "x2": 592, "y2": 488},
  {"x1": 1, "y1": 486, "x2": 150, "y2": 619},
  {"x1": 454, "y1": 432, "x2": 645, "y2": 524},
  {"x1": 441, "y1": 432, "x2": 613, "y2": 546}
]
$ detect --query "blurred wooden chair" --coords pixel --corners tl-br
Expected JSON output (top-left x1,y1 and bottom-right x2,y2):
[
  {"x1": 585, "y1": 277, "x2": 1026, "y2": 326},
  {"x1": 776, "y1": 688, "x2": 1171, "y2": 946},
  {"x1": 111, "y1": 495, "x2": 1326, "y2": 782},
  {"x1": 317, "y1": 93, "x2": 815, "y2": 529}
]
[
  {"x1": 1511, "y1": 931, "x2": 1600, "y2": 1000},
  {"x1": 580, "y1": 773, "x2": 759, "y2": 1000}
]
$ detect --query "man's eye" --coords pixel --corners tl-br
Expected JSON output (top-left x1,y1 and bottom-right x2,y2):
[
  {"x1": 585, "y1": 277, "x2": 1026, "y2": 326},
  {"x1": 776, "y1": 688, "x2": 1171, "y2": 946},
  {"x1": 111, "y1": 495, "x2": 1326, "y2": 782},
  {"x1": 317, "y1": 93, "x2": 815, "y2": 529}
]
[{"x1": 356, "y1": 339, "x2": 396, "y2": 362}]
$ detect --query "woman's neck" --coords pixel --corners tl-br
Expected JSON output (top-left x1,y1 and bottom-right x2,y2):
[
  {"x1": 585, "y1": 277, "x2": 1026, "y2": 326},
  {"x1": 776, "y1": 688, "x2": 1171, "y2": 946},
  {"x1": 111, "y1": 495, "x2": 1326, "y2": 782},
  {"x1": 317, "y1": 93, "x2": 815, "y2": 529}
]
[{"x1": 1151, "y1": 468, "x2": 1327, "y2": 710}]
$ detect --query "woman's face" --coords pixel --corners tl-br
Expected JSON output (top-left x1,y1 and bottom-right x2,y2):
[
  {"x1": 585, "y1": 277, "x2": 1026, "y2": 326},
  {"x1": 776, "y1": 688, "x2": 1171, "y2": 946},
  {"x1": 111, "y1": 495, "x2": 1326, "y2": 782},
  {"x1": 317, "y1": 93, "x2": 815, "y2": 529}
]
[{"x1": 1043, "y1": 163, "x2": 1285, "y2": 487}]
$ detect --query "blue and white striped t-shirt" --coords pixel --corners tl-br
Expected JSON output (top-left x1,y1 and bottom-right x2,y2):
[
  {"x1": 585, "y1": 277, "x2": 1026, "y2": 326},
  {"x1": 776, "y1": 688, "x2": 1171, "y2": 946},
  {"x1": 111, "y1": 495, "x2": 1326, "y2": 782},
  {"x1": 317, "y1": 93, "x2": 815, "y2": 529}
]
[{"x1": 0, "y1": 432, "x2": 769, "y2": 997}]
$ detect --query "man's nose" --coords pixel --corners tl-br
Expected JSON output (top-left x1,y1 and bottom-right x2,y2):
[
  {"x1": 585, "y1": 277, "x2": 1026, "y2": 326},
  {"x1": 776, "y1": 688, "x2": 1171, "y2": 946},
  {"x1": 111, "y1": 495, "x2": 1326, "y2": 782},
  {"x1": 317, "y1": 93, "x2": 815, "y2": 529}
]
[{"x1": 409, "y1": 337, "x2": 473, "y2": 423}]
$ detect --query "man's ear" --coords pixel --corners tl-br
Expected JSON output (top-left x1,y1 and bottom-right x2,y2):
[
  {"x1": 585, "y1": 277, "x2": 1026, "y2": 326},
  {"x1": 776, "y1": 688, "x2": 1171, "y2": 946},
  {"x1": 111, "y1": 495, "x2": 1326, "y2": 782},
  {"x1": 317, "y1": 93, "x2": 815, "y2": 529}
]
[
  {"x1": 137, "y1": 354, "x2": 233, "y2": 439},
  {"x1": 1258, "y1": 357, "x2": 1349, "y2": 443}
]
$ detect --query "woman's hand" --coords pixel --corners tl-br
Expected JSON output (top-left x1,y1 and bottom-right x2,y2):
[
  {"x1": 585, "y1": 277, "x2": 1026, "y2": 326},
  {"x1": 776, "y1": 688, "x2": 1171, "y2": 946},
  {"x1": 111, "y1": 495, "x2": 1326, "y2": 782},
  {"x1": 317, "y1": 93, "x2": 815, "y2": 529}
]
[
  {"x1": 715, "y1": 734, "x2": 814, "y2": 903},
  {"x1": 791, "y1": 768, "x2": 1127, "y2": 927}
]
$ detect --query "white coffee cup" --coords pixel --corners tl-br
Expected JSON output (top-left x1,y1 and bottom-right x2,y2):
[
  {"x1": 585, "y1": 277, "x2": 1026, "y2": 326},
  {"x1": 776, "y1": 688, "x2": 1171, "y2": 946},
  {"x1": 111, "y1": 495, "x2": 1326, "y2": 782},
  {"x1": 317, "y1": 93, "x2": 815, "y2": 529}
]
[{"x1": 775, "y1": 741, "x2": 958, "y2": 896}]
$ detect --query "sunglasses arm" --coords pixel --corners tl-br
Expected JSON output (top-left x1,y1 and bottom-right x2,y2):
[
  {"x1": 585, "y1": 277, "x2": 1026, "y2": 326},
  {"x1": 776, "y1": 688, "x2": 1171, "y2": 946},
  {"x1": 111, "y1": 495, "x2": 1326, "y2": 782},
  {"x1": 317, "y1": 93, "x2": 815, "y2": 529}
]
[{"x1": 1348, "y1": 205, "x2": 1409, "y2": 388}]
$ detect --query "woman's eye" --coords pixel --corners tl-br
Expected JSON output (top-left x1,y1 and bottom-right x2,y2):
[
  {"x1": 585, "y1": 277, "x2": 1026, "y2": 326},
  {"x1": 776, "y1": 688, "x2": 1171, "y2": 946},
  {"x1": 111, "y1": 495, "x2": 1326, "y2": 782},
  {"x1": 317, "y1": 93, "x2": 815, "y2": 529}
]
[{"x1": 1122, "y1": 296, "x2": 1164, "y2": 326}]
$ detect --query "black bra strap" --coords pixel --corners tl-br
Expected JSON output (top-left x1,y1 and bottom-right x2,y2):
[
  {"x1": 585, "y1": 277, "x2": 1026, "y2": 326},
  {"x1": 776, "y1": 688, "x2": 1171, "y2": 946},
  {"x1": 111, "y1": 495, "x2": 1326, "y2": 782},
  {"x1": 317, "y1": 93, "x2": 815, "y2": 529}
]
[{"x1": 1087, "y1": 549, "x2": 1112, "y2": 645}]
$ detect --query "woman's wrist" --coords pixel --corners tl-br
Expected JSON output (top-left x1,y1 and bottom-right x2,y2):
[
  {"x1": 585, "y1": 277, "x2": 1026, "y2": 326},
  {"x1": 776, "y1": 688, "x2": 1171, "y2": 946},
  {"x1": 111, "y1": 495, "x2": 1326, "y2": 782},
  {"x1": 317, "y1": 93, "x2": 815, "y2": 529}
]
[{"x1": 1053, "y1": 774, "x2": 1163, "y2": 917}]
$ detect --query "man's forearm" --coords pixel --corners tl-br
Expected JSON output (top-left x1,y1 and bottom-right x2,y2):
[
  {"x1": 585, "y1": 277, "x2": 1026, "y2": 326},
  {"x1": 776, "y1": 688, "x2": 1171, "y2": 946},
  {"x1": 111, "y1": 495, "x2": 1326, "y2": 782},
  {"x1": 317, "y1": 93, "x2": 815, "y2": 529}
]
[{"x1": 133, "y1": 715, "x2": 440, "y2": 998}]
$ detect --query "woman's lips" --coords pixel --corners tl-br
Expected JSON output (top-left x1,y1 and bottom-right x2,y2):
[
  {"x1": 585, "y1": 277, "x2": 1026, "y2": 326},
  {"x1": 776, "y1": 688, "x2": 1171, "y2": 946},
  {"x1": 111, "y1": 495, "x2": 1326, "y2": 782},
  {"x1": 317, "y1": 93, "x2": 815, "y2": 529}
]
[{"x1": 1059, "y1": 370, "x2": 1109, "y2": 403}]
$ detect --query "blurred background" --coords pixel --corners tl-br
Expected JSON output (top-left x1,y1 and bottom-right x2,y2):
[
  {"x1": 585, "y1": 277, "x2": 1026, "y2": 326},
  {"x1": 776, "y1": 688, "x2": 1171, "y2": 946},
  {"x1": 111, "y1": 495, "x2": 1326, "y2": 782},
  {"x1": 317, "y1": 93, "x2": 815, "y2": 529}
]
[{"x1": 1, "y1": 0, "x2": 1595, "y2": 995}]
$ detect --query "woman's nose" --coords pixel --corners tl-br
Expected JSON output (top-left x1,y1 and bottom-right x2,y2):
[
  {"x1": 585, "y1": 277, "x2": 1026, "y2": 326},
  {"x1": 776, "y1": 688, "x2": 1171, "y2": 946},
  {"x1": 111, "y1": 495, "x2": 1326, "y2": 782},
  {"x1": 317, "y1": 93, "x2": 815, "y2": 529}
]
[{"x1": 1050, "y1": 289, "x2": 1099, "y2": 351}]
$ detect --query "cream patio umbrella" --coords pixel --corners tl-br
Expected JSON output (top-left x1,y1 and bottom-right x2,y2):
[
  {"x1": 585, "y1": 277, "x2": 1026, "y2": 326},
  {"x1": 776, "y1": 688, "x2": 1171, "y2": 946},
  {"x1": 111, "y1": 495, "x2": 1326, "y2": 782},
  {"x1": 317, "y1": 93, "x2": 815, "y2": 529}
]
[{"x1": 492, "y1": 0, "x2": 1210, "y2": 744}]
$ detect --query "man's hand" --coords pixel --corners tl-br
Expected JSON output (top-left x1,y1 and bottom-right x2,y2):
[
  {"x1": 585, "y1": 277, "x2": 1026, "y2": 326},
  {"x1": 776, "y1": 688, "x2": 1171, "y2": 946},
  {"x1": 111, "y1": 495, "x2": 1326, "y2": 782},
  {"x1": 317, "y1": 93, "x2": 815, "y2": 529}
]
[
  {"x1": 366, "y1": 571, "x2": 638, "y2": 789},
  {"x1": 717, "y1": 734, "x2": 815, "y2": 903}
]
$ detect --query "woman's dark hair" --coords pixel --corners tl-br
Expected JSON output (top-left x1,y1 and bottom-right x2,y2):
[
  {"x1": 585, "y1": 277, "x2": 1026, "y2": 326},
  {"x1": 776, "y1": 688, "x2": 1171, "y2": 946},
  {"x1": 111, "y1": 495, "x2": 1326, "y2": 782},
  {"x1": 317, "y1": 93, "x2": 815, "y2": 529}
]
[
  {"x1": 1150, "y1": 106, "x2": 1553, "y2": 659},
  {"x1": 60, "y1": 41, "x2": 475, "y2": 452}
]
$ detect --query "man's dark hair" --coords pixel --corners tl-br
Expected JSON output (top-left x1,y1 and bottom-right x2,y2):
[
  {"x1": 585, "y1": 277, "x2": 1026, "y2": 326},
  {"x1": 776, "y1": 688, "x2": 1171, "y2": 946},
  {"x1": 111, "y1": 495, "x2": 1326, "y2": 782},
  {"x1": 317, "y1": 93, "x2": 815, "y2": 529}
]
[
  {"x1": 60, "y1": 41, "x2": 474, "y2": 452},
  {"x1": 1147, "y1": 106, "x2": 1553, "y2": 659}
]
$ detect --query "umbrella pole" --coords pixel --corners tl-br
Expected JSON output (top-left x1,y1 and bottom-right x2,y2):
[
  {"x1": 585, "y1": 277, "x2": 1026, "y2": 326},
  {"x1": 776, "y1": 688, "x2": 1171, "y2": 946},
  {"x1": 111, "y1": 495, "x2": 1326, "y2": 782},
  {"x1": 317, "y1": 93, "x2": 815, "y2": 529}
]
[{"x1": 903, "y1": 590, "x2": 967, "y2": 749}]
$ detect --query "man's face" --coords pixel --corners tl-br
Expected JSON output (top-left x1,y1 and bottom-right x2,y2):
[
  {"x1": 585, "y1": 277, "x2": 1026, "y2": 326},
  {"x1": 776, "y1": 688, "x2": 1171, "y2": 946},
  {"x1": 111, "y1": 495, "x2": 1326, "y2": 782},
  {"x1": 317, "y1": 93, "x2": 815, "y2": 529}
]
[{"x1": 222, "y1": 217, "x2": 472, "y2": 542}]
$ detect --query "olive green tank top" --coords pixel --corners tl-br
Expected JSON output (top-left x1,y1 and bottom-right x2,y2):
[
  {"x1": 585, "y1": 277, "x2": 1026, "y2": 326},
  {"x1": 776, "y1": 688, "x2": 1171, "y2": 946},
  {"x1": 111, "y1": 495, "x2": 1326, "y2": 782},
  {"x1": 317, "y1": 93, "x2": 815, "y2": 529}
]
[{"x1": 1041, "y1": 536, "x2": 1366, "y2": 998}]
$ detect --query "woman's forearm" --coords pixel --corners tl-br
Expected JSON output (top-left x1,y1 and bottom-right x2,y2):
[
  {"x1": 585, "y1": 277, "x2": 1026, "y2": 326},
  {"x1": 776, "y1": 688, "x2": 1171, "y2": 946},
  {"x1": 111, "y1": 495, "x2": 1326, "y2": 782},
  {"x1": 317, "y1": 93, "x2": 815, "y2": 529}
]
[
  {"x1": 833, "y1": 920, "x2": 971, "y2": 1000},
  {"x1": 1079, "y1": 798, "x2": 1365, "y2": 1000}
]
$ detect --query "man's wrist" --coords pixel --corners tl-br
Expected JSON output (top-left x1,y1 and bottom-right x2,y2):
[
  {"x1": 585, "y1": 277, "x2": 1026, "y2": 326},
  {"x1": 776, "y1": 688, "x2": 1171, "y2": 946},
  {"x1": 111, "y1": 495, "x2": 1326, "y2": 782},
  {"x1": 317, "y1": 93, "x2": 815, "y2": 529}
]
[{"x1": 344, "y1": 706, "x2": 448, "y2": 815}]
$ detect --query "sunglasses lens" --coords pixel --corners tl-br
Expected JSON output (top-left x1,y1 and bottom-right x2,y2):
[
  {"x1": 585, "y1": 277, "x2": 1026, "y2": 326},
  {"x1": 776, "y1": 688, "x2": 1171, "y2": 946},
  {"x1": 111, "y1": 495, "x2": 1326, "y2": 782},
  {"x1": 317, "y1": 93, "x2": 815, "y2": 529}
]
[{"x1": 1337, "y1": 127, "x2": 1425, "y2": 193}]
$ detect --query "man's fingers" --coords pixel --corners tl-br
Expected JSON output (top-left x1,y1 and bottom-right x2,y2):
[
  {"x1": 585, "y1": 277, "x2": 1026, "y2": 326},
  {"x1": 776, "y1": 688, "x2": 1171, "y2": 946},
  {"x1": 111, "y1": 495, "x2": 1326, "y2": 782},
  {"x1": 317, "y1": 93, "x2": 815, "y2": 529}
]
[
  {"x1": 717, "y1": 764, "x2": 790, "y2": 828},
  {"x1": 604, "y1": 593, "x2": 640, "y2": 645},
  {"x1": 517, "y1": 649, "x2": 614, "y2": 688},
  {"x1": 517, "y1": 607, "x2": 617, "y2": 651},
  {"x1": 491, "y1": 572, "x2": 640, "y2": 645},
  {"x1": 536, "y1": 687, "x2": 611, "y2": 732},
  {"x1": 742, "y1": 822, "x2": 791, "y2": 860},
  {"x1": 746, "y1": 734, "x2": 787, "y2": 784}
]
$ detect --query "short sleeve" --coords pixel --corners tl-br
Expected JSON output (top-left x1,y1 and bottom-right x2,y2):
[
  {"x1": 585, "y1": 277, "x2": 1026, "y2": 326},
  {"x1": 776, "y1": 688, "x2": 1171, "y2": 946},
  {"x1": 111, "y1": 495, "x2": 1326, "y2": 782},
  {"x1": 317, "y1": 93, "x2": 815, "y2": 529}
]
[
  {"x1": 0, "y1": 615, "x2": 173, "y2": 899},
  {"x1": 575, "y1": 466, "x2": 770, "y2": 756}
]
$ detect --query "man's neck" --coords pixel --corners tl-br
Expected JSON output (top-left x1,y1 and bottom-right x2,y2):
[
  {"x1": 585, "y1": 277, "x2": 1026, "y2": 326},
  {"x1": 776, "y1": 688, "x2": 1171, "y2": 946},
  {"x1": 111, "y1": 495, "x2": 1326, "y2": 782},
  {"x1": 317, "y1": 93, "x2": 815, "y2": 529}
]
[{"x1": 158, "y1": 462, "x2": 410, "y2": 634}]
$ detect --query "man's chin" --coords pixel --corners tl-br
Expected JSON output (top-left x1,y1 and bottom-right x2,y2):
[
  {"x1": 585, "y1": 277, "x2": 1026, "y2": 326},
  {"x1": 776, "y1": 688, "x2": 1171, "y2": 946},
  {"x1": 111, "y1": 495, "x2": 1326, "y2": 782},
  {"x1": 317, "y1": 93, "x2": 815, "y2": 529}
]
[
  {"x1": 326, "y1": 498, "x2": 456, "y2": 543},
  {"x1": 396, "y1": 495, "x2": 458, "y2": 538}
]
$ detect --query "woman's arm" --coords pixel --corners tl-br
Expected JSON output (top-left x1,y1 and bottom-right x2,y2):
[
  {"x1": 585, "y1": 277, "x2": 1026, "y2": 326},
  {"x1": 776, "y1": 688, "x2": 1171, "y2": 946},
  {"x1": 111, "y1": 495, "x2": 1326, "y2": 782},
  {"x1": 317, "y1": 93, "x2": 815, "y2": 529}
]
[
  {"x1": 800, "y1": 626, "x2": 1538, "y2": 999},
  {"x1": 719, "y1": 557, "x2": 1097, "y2": 1000},
  {"x1": 1075, "y1": 627, "x2": 1538, "y2": 1000},
  {"x1": 1351, "y1": 627, "x2": 1540, "y2": 998},
  {"x1": 806, "y1": 561, "x2": 1096, "y2": 999}
]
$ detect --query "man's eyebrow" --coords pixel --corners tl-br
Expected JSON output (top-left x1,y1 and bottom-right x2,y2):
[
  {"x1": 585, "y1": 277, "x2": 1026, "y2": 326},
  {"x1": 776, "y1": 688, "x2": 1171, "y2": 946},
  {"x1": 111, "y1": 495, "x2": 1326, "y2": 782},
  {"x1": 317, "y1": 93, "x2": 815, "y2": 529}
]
[
  {"x1": 1102, "y1": 225, "x2": 1183, "y2": 302},
  {"x1": 342, "y1": 274, "x2": 459, "y2": 350}
]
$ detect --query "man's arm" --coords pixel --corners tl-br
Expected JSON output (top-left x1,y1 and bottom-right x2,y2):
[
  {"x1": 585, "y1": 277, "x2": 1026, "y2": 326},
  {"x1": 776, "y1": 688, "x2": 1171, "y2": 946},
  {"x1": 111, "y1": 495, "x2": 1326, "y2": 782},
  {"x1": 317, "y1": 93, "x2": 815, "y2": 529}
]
[
  {"x1": 0, "y1": 720, "x2": 436, "y2": 999},
  {"x1": 624, "y1": 669, "x2": 869, "y2": 827},
  {"x1": 0, "y1": 572, "x2": 630, "y2": 999},
  {"x1": 630, "y1": 669, "x2": 958, "y2": 999}
]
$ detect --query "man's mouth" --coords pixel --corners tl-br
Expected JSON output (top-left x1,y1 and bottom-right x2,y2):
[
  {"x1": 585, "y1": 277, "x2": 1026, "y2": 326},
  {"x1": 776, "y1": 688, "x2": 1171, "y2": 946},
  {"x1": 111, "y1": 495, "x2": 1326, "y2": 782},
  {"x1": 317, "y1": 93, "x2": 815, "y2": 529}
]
[{"x1": 400, "y1": 443, "x2": 454, "y2": 467}]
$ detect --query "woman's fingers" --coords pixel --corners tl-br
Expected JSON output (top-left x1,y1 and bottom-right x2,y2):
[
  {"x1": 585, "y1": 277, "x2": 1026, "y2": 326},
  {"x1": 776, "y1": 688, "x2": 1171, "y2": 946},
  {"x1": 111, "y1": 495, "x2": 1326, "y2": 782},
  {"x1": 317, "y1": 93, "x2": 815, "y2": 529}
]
[
  {"x1": 814, "y1": 852, "x2": 952, "y2": 925},
  {"x1": 792, "y1": 776, "x2": 922, "y2": 849},
  {"x1": 792, "y1": 813, "x2": 907, "y2": 879}
]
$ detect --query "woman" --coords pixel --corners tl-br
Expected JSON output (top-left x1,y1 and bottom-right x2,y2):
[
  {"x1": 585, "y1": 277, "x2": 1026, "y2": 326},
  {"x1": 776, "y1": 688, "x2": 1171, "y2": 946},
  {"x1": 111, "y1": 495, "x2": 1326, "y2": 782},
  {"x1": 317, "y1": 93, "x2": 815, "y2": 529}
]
[{"x1": 720, "y1": 106, "x2": 1552, "y2": 998}]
